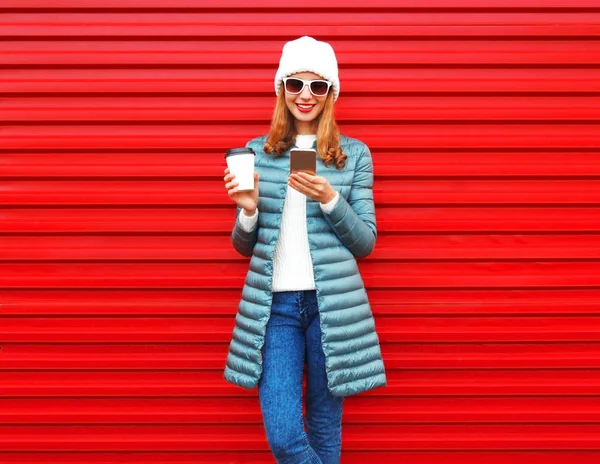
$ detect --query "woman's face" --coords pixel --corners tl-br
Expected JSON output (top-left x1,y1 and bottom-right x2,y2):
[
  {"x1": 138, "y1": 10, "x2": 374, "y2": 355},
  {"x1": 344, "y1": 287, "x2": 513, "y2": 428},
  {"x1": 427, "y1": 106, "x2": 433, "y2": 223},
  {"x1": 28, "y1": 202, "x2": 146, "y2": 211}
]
[{"x1": 284, "y1": 72, "x2": 330, "y2": 129}]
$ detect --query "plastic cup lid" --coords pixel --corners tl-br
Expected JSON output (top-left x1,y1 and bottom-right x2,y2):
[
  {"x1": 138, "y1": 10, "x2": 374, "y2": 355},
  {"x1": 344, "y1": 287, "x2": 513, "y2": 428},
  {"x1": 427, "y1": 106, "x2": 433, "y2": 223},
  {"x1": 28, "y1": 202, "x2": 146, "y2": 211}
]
[{"x1": 225, "y1": 147, "x2": 255, "y2": 158}]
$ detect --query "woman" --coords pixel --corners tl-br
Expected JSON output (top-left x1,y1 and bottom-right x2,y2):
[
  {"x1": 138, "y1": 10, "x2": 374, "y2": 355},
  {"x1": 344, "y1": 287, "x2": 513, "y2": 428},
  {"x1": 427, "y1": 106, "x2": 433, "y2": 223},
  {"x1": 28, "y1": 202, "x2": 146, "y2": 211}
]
[{"x1": 223, "y1": 36, "x2": 386, "y2": 463}]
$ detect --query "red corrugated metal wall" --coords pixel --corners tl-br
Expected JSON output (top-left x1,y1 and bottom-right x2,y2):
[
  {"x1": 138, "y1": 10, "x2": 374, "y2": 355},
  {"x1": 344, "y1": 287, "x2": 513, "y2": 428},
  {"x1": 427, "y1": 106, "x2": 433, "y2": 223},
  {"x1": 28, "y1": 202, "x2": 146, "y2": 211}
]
[{"x1": 1, "y1": 0, "x2": 600, "y2": 462}]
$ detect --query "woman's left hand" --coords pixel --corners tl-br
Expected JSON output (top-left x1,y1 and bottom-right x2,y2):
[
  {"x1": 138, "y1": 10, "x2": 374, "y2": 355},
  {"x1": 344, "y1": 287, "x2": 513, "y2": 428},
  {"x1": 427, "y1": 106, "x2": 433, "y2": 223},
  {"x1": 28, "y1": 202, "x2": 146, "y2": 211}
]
[{"x1": 288, "y1": 171, "x2": 337, "y2": 204}]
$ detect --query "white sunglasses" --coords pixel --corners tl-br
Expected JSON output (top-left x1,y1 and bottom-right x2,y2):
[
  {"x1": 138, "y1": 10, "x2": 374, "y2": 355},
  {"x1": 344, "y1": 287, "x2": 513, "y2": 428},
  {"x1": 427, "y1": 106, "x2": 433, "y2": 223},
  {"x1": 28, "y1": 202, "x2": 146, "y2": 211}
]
[{"x1": 282, "y1": 77, "x2": 332, "y2": 97}]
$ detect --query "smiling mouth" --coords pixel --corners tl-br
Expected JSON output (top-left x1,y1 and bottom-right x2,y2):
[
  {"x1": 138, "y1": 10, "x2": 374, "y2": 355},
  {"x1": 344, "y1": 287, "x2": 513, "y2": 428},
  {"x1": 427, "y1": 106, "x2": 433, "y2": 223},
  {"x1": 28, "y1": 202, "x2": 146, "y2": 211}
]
[{"x1": 296, "y1": 103, "x2": 315, "y2": 112}]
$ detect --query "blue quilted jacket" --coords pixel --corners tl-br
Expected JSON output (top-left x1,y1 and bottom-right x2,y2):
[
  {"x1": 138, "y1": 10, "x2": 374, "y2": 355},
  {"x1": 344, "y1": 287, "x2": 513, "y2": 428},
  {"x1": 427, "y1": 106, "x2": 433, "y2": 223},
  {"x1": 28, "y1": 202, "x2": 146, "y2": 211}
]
[{"x1": 223, "y1": 134, "x2": 387, "y2": 397}]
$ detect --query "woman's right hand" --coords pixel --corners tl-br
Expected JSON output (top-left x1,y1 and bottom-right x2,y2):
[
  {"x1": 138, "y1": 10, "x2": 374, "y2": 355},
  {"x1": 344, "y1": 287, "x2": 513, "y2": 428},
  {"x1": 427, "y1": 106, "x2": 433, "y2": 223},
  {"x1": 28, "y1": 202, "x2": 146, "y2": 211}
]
[{"x1": 224, "y1": 168, "x2": 259, "y2": 215}]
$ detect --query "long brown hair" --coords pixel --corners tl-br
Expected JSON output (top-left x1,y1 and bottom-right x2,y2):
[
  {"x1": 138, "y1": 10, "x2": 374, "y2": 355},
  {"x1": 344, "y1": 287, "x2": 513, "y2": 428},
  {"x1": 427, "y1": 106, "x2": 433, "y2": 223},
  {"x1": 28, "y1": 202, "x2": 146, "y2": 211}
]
[{"x1": 263, "y1": 90, "x2": 347, "y2": 170}]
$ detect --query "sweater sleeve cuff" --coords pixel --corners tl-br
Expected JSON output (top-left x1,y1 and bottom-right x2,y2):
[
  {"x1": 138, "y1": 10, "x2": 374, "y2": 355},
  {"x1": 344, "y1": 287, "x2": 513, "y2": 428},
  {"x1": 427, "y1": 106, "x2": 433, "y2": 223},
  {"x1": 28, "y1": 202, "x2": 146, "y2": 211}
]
[
  {"x1": 320, "y1": 192, "x2": 340, "y2": 214},
  {"x1": 238, "y1": 209, "x2": 258, "y2": 232}
]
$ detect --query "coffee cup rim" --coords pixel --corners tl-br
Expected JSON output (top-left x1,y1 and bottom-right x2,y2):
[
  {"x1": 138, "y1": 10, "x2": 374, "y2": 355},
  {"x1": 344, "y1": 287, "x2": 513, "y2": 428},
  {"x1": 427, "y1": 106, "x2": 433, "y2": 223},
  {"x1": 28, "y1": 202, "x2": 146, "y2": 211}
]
[{"x1": 225, "y1": 147, "x2": 255, "y2": 158}]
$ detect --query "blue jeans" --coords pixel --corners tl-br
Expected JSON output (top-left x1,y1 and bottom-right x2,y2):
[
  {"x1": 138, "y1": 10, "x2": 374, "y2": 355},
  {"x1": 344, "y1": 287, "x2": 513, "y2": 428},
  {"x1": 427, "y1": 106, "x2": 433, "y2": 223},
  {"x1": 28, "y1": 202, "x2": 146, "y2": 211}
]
[{"x1": 258, "y1": 290, "x2": 344, "y2": 464}]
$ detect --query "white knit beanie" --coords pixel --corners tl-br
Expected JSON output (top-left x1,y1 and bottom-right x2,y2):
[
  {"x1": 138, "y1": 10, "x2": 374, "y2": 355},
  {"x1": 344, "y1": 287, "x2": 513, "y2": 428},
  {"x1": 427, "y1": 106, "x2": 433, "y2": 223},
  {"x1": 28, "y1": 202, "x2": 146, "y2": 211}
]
[{"x1": 274, "y1": 36, "x2": 340, "y2": 102}]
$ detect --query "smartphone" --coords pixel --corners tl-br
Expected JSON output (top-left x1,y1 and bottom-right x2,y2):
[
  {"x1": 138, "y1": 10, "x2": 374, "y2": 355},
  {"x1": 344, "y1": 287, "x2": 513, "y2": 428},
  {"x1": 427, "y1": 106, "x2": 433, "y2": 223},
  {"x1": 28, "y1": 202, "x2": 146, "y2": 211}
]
[{"x1": 290, "y1": 148, "x2": 317, "y2": 175}]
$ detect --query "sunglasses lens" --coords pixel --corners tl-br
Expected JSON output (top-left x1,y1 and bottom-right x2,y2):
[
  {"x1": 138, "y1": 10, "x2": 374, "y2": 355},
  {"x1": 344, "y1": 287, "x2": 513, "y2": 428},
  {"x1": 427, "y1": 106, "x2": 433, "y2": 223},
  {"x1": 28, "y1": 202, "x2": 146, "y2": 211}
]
[
  {"x1": 285, "y1": 78, "x2": 304, "y2": 94},
  {"x1": 310, "y1": 81, "x2": 329, "y2": 96}
]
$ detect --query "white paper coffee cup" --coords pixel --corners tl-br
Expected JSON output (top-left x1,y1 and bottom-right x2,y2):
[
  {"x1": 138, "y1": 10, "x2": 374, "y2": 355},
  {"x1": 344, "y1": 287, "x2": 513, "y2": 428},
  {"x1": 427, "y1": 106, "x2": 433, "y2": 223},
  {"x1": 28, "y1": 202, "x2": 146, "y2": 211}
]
[{"x1": 225, "y1": 147, "x2": 255, "y2": 191}]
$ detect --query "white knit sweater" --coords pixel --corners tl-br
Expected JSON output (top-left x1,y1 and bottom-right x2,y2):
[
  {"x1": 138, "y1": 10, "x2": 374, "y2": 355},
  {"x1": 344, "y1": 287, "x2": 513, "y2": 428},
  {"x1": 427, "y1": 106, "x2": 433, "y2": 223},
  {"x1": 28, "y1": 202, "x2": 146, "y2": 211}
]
[{"x1": 238, "y1": 134, "x2": 339, "y2": 291}]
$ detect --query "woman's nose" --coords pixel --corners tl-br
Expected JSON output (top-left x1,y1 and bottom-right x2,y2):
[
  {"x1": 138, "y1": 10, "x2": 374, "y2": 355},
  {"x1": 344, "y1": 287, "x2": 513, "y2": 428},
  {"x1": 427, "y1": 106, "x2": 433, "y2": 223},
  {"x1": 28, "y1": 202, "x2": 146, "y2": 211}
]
[{"x1": 299, "y1": 85, "x2": 312, "y2": 99}]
